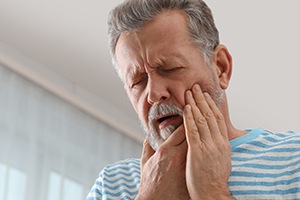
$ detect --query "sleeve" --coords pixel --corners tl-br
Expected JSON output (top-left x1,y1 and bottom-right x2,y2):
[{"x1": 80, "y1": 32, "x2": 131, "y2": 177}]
[{"x1": 85, "y1": 170, "x2": 105, "y2": 200}]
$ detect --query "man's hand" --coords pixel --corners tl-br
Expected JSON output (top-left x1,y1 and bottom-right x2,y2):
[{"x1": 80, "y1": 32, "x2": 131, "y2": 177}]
[
  {"x1": 136, "y1": 125, "x2": 190, "y2": 200},
  {"x1": 183, "y1": 84, "x2": 233, "y2": 199}
]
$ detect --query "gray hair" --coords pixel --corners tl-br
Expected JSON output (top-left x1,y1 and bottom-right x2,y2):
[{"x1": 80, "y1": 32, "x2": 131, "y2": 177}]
[{"x1": 108, "y1": 0, "x2": 219, "y2": 79}]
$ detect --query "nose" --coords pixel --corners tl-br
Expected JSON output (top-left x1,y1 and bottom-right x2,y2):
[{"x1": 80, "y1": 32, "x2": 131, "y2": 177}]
[{"x1": 147, "y1": 74, "x2": 170, "y2": 105}]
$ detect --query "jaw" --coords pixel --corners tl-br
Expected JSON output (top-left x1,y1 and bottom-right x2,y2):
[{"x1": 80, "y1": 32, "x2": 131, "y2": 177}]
[{"x1": 146, "y1": 121, "x2": 182, "y2": 151}]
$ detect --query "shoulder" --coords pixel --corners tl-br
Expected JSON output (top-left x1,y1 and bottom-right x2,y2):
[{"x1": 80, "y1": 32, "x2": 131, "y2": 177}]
[
  {"x1": 100, "y1": 158, "x2": 141, "y2": 179},
  {"x1": 232, "y1": 128, "x2": 299, "y2": 148},
  {"x1": 86, "y1": 158, "x2": 141, "y2": 200},
  {"x1": 257, "y1": 129, "x2": 300, "y2": 146},
  {"x1": 103, "y1": 158, "x2": 141, "y2": 171},
  {"x1": 231, "y1": 128, "x2": 300, "y2": 158}
]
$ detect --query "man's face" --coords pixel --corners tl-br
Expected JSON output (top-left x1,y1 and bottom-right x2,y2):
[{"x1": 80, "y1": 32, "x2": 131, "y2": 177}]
[{"x1": 115, "y1": 11, "x2": 223, "y2": 150}]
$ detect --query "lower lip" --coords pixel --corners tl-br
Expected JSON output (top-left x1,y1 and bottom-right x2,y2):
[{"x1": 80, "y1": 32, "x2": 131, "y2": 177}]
[{"x1": 159, "y1": 115, "x2": 182, "y2": 130}]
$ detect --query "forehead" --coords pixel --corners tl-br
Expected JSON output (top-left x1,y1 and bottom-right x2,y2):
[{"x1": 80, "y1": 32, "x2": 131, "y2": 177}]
[{"x1": 115, "y1": 11, "x2": 193, "y2": 80}]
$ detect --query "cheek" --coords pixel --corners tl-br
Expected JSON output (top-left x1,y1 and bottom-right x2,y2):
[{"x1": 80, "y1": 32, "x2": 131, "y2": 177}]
[
  {"x1": 168, "y1": 84, "x2": 188, "y2": 108},
  {"x1": 128, "y1": 92, "x2": 149, "y2": 126}
]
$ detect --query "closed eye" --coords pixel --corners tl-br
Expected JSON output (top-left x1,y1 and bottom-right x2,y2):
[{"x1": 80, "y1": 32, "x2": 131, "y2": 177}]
[
  {"x1": 158, "y1": 67, "x2": 184, "y2": 74},
  {"x1": 130, "y1": 74, "x2": 148, "y2": 90}
]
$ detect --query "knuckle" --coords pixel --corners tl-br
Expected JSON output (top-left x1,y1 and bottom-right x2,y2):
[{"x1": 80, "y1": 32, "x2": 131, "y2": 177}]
[
  {"x1": 217, "y1": 141, "x2": 231, "y2": 152},
  {"x1": 216, "y1": 113, "x2": 224, "y2": 122},
  {"x1": 195, "y1": 97, "x2": 205, "y2": 105},
  {"x1": 191, "y1": 125, "x2": 199, "y2": 133},
  {"x1": 195, "y1": 98, "x2": 203, "y2": 105},
  {"x1": 188, "y1": 127, "x2": 199, "y2": 140},
  {"x1": 196, "y1": 117, "x2": 207, "y2": 125},
  {"x1": 204, "y1": 111, "x2": 214, "y2": 118}
]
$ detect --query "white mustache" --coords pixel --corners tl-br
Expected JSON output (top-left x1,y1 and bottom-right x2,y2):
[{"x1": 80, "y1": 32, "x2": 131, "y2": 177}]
[{"x1": 148, "y1": 103, "x2": 183, "y2": 126}]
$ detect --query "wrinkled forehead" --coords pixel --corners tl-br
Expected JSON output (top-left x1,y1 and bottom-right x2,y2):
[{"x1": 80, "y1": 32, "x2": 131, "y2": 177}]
[
  {"x1": 115, "y1": 32, "x2": 143, "y2": 81},
  {"x1": 115, "y1": 11, "x2": 192, "y2": 73}
]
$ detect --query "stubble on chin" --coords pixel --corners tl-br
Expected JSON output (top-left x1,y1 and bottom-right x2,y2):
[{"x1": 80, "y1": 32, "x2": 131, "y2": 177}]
[
  {"x1": 142, "y1": 103, "x2": 183, "y2": 151},
  {"x1": 148, "y1": 124, "x2": 178, "y2": 151}
]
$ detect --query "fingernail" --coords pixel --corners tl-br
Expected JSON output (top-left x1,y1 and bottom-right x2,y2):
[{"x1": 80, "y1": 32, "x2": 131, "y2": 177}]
[
  {"x1": 194, "y1": 84, "x2": 201, "y2": 92},
  {"x1": 204, "y1": 92, "x2": 210, "y2": 98},
  {"x1": 186, "y1": 90, "x2": 192, "y2": 97},
  {"x1": 185, "y1": 104, "x2": 191, "y2": 112},
  {"x1": 143, "y1": 138, "x2": 149, "y2": 146}
]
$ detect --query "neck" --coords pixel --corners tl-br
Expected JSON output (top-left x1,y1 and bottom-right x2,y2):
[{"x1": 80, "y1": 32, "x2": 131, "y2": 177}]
[{"x1": 220, "y1": 94, "x2": 247, "y2": 140}]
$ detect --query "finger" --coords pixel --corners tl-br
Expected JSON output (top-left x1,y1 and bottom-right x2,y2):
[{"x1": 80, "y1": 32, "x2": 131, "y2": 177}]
[
  {"x1": 192, "y1": 84, "x2": 222, "y2": 141},
  {"x1": 183, "y1": 104, "x2": 200, "y2": 148},
  {"x1": 140, "y1": 138, "x2": 155, "y2": 170},
  {"x1": 204, "y1": 92, "x2": 228, "y2": 140},
  {"x1": 162, "y1": 124, "x2": 186, "y2": 147},
  {"x1": 185, "y1": 89, "x2": 211, "y2": 141},
  {"x1": 157, "y1": 124, "x2": 187, "y2": 160}
]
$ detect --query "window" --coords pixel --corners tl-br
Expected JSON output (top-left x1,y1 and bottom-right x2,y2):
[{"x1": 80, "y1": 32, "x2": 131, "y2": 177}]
[
  {"x1": 47, "y1": 171, "x2": 83, "y2": 200},
  {"x1": 0, "y1": 163, "x2": 27, "y2": 200}
]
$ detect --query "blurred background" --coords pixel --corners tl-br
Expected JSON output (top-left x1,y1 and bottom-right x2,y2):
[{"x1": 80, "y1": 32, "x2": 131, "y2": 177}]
[{"x1": 0, "y1": 0, "x2": 299, "y2": 199}]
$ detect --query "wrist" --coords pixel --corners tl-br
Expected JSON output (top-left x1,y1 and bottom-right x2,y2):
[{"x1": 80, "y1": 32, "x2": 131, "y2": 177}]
[{"x1": 191, "y1": 187, "x2": 233, "y2": 200}]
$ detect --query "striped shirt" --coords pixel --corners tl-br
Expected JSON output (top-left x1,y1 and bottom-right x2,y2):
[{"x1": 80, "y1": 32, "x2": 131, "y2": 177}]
[{"x1": 86, "y1": 128, "x2": 300, "y2": 200}]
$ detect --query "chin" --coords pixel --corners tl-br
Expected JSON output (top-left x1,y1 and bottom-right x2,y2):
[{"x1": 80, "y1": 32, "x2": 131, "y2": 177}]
[{"x1": 147, "y1": 125, "x2": 177, "y2": 151}]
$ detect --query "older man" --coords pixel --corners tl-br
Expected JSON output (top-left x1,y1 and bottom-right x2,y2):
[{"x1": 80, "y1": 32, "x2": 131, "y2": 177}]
[{"x1": 86, "y1": 0, "x2": 300, "y2": 199}]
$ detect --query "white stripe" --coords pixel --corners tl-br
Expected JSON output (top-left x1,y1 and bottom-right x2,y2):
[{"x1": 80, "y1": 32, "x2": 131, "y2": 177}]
[
  {"x1": 242, "y1": 142, "x2": 299, "y2": 151},
  {"x1": 229, "y1": 171, "x2": 300, "y2": 183},
  {"x1": 103, "y1": 166, "x2": 140, "y2": 175},
  {"x1": 232, "y1": 151, "x2": 299, "y2": 160},
  {"x1": 230, "y1": 167, "x2": 300, "y2": 177},
  {"x1": 232, "y1": 156, "x2": 300, "y2": 167},
  {"x1": 99, "y1": 177, "x2": 139, "y2": 189},
  {"x1": 233, "y1": 193, "x2": 300, "y2": 200},
  {"x1": 229, "y1": 180, "x2": 299, "y2": 191}
]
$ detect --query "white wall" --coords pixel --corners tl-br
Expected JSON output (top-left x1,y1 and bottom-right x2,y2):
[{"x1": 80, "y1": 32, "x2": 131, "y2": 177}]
[{"x1": 206, "y1": 0, "x2": 299, "y2": 132}]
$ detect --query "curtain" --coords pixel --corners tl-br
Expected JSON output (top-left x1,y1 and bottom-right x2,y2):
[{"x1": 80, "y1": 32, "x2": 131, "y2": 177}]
[{"x1": 0, "y1": 64, "x2": 143, "y2": 200}]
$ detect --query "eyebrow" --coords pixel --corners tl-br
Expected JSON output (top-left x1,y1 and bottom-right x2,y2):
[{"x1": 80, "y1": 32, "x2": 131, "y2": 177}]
[
  {"x1": 124, "y1": 64, "x2": 145, "y2": 85},
  {"x1": 124, "y1": 53, "x2": 188, "y2": 84}
]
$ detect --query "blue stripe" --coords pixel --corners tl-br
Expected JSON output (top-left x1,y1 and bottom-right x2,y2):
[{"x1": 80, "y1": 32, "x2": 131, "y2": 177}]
[
  {"x1": 275, "y1": 133, "x2": 299, "y2": 138},
  {"x1": 85, "y1": 197, "x2": 101, "y2": 200},
  {"x1": 102, "y1": 169, "x2": 140, "y2": 178},
  {"x1": 105, "y1": 162, "x2": 140, "y2": 172},
  {"x1": 230, "y1": 187, "x2": 300, "y2": 195},
  {"x1": 263, "y1": 135, "x2": 300, "y2": 143},
  {"x1": 102, "y1": 181, "x2": 140, "y2": 191},
  {"x1": 121, "y1": 195, "x2": 135, "y2": 200},
  {"x1": 230, "y1": 128, "x2": 263, "y2": 149},
  {"x1": 102, "y1": 188, "x2": 138, "y2": 197},
  {"x1": 90, "y1": 184, "x2": 138, "y2": 199},
  {"x1": 232, "y1": 158, "x2": 300, "y2": 170},
  {"x1": 95, "y1": 180, "x2": 103, "y2": 187},
  {"x1": 89, "y1": 187, "x2": 102, "y2": 196},
  {"x1": 248, "y1": 140, "x2": 300, "y2": 149},
  {"x1": 103, "y1": 195, "x2": 134, "y2": 200},
  {"x1": 105, "y1": 165, "x2": 140, "y2": 173},
  {"x1": 102, "y1": 175, "x2": 140, "y2": 184},
  {"x1": 233, "y1": 147, "x2": 300, "y2": 154},
  {"x1": 229, "y1": 177, "x2": 300, "y2": 187},
  {"x1": 230, "y1": 168, "x2": 299, "y2": 178},
  {"x1": 232, "y1": 153, "x2": 300, "y2": 162},
  {"x1": 103, "y1": 180, "x2": 140, "y2": 190}
]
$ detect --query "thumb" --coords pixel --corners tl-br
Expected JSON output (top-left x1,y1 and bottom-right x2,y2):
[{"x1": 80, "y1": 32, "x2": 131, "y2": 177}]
[
  {"x1": 140, "y1": 138, "x2": 155, "y2": 170},
  {"x1": 162, "y1": 124, "x2": 186, "y2": 147}
]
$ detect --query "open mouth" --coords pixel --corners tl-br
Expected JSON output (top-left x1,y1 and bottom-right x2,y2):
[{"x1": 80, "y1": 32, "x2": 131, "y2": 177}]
[
  {"x1": 156, "y1": 114, "x2": 181, "y2": 130},
  {"x1": 157, "y1": 115, "x2": 175, "y2": 123}
]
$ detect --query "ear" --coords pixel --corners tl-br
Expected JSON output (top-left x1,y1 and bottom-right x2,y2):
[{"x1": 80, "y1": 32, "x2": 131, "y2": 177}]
[{"x1": 213, "y1": 45, "x2": 232, "y2": 90}]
